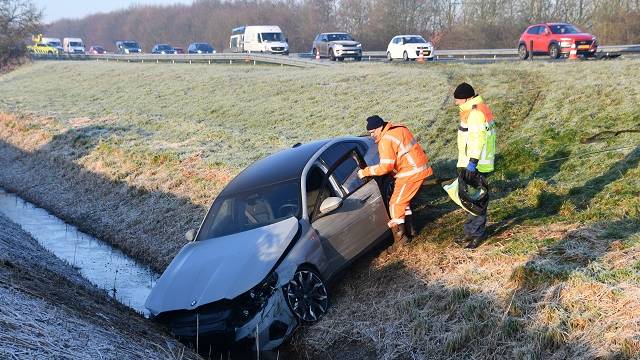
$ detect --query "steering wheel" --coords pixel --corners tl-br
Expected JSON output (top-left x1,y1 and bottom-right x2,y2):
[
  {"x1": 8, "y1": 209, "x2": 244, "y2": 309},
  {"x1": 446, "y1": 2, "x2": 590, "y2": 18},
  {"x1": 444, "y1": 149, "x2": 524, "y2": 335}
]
[{"x1": 278, "y1": 204, "x2": 299, "y2": 218}]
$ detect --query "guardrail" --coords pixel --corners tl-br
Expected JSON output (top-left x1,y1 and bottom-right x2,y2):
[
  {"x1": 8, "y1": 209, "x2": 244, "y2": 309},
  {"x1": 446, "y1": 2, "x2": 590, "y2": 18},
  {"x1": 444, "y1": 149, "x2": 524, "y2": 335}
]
[
  {"x1": 88, "y1": 53, "x2": 333, "y2": 68},
  {"x1": 30, "y1": 52, "x2": 332, "y2": 68},
  {"x1": 30, "y1": 43, "x2": 640, "y2": 65}
]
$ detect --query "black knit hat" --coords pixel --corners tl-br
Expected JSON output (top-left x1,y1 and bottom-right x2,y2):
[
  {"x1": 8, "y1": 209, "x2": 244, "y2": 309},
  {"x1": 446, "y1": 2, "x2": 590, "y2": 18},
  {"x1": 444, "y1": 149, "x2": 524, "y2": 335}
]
[
  {"x1": 454, "y1": 82, "x2": 476, "y2": 99},
  {"x1": 366, "y1": 115, "x2": 385, "y2": 130}
]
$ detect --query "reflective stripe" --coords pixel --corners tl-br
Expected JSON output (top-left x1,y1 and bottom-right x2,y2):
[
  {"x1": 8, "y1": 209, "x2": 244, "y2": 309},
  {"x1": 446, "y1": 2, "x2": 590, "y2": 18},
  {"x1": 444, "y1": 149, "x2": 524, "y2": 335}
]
[
  {"x1": 478, "y1": 159, "x2": 493, "y2": 165},
  {"x1": 379, "y1": 159, "x2": 395, "y2": 164},
  {"x1": 395, "y1": 184, "x2": 407, "y2": 205},
  {"x1": 383, "y1": 134, "x2": 401, "y2": 145},
  {"x1": 388, "y1": 218, "x2": 405, "y2": 227},
  {"x1": 398, "y1": 139, "x2": 417, "y2": 157},
  {"x1": 395, "y1": 165, "x2": 430, "y2": 178},
  {"x1": 405, "y1": 209, "x2": 412, "y2": 215},
  {"x1": 369, "y1": 166, "x2": 378, "y2": 175}
]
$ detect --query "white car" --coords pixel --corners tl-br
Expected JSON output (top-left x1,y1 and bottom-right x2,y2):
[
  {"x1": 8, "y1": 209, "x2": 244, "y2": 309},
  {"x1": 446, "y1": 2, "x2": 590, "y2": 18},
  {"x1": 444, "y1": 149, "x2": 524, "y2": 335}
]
[{"x1": 386, "y1": 35, "x2": 434, "y2": 61}]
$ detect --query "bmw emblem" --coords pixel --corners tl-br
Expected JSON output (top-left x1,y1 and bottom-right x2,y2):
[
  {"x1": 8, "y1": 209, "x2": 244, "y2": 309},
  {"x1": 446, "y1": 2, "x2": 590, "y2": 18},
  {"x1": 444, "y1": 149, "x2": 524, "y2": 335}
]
[{"x1": 190, "y1": 299, "x2": 197, "y2": 306}]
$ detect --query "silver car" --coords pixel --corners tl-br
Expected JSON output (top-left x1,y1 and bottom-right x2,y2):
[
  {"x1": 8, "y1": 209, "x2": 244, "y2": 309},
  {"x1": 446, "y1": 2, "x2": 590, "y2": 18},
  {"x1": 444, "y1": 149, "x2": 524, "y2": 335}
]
[
  {"x1": 312, "y1": 32, "x2": 363, "y2": 61},
  {"x1": 145, "y1": 137, "x2": 391, "y2": 350}
]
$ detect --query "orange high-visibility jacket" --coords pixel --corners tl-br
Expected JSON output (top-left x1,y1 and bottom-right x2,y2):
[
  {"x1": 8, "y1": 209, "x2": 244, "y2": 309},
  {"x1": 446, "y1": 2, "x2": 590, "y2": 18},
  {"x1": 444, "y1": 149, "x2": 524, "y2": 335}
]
[{"x1": 362, "y1": 122, "x2": 433, "y2": 184}]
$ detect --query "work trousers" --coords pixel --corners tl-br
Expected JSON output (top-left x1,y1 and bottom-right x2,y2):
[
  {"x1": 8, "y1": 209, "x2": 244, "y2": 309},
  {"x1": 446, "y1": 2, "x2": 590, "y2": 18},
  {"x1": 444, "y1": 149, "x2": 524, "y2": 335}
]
[{"x1": 388, "y1": 179, "x2": 424, "y2": 227}]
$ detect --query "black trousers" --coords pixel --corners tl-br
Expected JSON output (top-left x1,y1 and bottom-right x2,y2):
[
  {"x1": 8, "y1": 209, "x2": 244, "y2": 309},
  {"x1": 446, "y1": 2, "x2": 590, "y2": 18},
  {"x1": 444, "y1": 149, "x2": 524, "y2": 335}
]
[{"x1": 457, "y1": 167, "x2": 489, "y2": 238}]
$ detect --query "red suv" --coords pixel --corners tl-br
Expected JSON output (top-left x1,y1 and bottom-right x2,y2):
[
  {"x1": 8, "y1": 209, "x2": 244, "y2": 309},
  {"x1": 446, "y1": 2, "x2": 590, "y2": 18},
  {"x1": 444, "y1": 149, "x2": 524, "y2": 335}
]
[{"x1": 518, "y1": 23, "x2": 598, "y2": 60}]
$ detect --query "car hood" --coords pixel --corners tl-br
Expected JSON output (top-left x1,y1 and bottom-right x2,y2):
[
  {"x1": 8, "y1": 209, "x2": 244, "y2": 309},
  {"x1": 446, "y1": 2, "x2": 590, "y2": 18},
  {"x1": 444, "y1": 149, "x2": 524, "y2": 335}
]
[
  {"x1": 145, "y1": 216, "x2": 299, "y2": 315},
  {"x1": 331, "y1": 40, "x2": 360, "y2": 46},
  {"x1": 558, "y1": 33, "x2": 594, "y2": 40},
  {"x1": 266, "y1": 41, "x2": 288, "y2": 47}
]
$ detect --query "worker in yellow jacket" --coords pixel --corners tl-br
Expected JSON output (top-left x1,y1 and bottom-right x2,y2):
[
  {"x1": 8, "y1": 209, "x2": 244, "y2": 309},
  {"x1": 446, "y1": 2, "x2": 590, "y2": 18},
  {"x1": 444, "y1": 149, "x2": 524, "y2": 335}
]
[
  {"x1": 357, "y1": 115, "x2": 433, "y2": 252},
  {"x1": 453, "y1": 82, "x2": 496, "y2": 249}
]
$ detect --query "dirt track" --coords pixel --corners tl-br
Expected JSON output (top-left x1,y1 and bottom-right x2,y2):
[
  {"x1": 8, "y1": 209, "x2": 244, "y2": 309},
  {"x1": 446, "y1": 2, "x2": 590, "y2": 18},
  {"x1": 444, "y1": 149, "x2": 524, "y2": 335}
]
[{"x1": 0, "y1": 213, "x2": 198, "y2": 359}]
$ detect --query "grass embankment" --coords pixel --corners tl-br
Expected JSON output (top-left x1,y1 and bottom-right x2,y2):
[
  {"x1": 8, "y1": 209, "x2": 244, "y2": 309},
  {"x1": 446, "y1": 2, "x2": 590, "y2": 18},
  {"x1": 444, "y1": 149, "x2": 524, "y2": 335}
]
[{"x1": 0, "y1": 60, "x2": 639, "y2": 358}]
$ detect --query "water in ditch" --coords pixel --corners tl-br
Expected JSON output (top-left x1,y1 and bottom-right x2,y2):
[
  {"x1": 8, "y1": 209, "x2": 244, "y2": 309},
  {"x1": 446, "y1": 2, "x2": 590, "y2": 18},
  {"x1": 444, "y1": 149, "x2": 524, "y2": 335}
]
[{"x1": 0, "y1": 189, "x2": 159, "y2": 317}]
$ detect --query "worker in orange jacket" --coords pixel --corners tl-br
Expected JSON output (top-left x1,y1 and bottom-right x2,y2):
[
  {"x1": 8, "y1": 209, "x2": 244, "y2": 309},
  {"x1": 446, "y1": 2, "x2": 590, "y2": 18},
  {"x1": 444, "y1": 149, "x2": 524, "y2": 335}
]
[{"x1": 357, "y1": 115, "x2": 433, "y2": 251}]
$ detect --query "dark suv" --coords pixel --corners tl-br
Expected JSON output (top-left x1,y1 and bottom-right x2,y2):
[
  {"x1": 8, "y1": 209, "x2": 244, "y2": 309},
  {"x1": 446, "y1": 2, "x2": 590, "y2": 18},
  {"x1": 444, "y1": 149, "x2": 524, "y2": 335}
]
[
  {"x1": 188, "y1": 42, "x2": 215, "y2": 54},
  {"x1": 518, "y1": 23, "x2": 598, "y2": 59}
]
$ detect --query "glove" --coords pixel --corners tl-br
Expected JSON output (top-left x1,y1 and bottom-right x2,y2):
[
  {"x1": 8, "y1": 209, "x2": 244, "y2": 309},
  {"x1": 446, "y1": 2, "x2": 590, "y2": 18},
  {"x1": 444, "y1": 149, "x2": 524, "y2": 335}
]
[
  {"x1": 357, "y1": 169, "x2": 366, "y2": 179},
  {"x1": 466, "y1": 160, "x2": 478, "y2": 172}
]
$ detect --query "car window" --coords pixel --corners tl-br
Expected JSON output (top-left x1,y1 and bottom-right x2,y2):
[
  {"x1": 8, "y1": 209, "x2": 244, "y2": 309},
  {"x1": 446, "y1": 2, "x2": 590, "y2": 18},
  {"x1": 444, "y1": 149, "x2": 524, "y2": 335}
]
[
  {"x1": 197, "y1": 180, "x2": 301, "y2": 240},
  {"x1": 321, "y1": 35, "x2": 328, "y2": 42},
  {"x1": 332, "y1": 153, "x2": 365, "y2": 195},
  {"x1": 526, "y1": 26, "x2": 539, "y2": 35},
  {"x1": 306, "y1": 165, "x2": 337, "y2": 221},
  {"x1": 550, "y1": 24, "x2": 580, "y2": 34}
]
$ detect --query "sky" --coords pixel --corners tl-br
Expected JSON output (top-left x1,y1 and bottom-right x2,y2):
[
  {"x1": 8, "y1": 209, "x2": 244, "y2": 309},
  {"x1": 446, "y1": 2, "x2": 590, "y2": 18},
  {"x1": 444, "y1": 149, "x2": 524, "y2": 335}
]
[{"x1": 33, "y1": 0, "x2": 194, "y2": 23}]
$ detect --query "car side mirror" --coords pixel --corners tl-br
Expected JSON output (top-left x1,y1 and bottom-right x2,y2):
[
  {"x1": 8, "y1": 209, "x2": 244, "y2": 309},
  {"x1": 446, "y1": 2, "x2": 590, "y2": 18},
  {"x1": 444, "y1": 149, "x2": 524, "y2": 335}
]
[
  {"x1": 185, "y1": 229, "x2": 197, "y2": 242},
  {"x1": 319, "y1": 197, "x2": 343, "y2": 215}
]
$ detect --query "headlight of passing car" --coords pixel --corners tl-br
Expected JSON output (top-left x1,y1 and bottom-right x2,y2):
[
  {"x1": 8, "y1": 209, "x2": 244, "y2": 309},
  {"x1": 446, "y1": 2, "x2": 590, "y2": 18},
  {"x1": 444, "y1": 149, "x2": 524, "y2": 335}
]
[
  {"x1": 356, "y1": 43, "x2": 362, "y2": 48},
  {"x1": 230, "y1": 272, "x2": 279, "y2": 325},
  {"x1": 560, "y1": 41, "x2": 572, "y2": 48}
]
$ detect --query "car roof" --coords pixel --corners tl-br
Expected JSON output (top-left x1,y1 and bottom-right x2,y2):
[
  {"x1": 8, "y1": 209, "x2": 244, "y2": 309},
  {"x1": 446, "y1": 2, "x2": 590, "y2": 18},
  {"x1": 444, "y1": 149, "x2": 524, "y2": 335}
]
[
  {"x1": 321, "y1": 32, "x2": 349, "y2": 35},
  {"x1": 220, "y1": 139, "x2": 331, "y2": 196},
  {"x1": 394, "y1": 34, "x2": 424, "y2": 37}
]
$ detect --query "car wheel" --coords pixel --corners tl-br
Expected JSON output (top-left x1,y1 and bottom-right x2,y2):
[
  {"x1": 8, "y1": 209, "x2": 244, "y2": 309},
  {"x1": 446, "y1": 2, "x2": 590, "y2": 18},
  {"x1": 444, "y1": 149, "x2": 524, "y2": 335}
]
[
  {"x1": 403, "y1": 51, "x2": 409, "y2": 61},
  {"x1": 47, "y1": 51, "x2": 52, "y2": 55},
  {"x1": 285, "y1": 268, "x2": 329, "y2": 323},
  {"x1": 549, "y1": 44, "x2": 560, "y2": 59},
  {"x1": 337, "y1": 57, "x2": 344, "y2": 62},
  {"x1": 329, "y1": 49, "x2": 336, "y2": 61},
  {"x1": 387, "y1": 52, "x2": 392, "y2": 61},
  {"x1": 518, "y1": 44, "x2": 529, "y2": 60}
]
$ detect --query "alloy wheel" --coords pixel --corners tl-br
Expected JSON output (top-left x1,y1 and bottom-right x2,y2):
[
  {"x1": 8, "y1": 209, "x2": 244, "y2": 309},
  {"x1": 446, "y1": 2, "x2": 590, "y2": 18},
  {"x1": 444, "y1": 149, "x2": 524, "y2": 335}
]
[{"x1": 285, "y1": 269, "x2": 329, "y2": 323}]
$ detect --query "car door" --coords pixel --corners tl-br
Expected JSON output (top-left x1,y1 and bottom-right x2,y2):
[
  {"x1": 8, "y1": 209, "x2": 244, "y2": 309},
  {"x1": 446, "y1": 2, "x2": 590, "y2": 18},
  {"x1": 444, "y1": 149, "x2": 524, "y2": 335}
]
[
  {"x1": 534, "y1": 26, "x2": 550, "y2": 52},
  {"x1": 320, "y1": 34, "x2": 329, "y2": 55},
  {"x1": 308, "y1": 142, "x2": 389, "y2": 276}
]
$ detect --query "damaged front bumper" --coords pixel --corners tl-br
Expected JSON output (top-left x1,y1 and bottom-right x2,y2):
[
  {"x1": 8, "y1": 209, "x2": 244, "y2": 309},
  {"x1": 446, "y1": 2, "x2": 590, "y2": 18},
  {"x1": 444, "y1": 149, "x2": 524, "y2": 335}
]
[{"x1": 163, "y1": 287, "x2": 298, "y2": 350}]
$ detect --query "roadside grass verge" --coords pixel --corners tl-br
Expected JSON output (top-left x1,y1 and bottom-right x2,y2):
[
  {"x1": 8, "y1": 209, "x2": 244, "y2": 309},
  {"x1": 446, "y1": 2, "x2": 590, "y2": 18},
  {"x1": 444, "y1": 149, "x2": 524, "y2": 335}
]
[{"x1": 1, "y1": 60, "x2": 639, "y2": 358}]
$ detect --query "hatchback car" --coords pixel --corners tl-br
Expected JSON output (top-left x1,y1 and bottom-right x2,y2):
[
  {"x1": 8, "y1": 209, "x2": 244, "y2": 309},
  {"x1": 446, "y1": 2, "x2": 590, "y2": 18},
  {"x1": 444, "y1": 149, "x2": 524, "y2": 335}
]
[
  {"x1": 386, "y1": 35, "x2": 434, "y2": 61},
  {"x1": 87, "y1": 45, "x2": 106, "y2": 54},
  {"x1": 518, "y1": 23, "x2": 598, "y2": 59},
  {"x1": 152, "y1": 44, "x2": 177, "y2": 54},
  {"x1": 312, "y1": 32, "x2": 362, "y2": 61},
  {"x1": 188, "y1": 42, "x2": 216, "y2": 54},
  {"x1": 145, "y1": 137, "x2": 391, "y2": 350}
]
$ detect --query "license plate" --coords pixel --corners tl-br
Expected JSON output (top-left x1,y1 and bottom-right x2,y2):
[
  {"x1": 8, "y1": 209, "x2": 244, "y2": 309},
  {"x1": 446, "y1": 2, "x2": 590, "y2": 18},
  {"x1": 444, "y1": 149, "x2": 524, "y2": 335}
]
[{"x1": 578, "y1": 45, "x2": 590, "y2": 49}]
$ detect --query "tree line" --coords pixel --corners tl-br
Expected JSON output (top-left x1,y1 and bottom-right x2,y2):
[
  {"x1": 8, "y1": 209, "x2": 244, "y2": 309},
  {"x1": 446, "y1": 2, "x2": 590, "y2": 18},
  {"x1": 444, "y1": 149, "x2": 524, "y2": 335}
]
[{"x1": 37, "y1": 0, "x2": 640, "y2": 53}]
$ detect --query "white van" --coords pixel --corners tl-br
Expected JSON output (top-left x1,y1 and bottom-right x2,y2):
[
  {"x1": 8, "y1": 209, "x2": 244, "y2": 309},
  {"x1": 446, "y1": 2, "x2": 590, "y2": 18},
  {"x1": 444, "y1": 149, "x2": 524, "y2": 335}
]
[
  {"x1": 63, "y1": 38, "x2": 85, "y2": 54},
  {"x1": 230, "y1": 25, "x2": 289, "y2": 55}
]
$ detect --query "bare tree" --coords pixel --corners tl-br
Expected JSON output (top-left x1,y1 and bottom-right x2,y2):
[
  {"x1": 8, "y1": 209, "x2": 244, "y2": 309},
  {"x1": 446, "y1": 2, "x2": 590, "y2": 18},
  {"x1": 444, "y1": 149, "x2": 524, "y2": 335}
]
[{"x1": 0, "y1": 0, "x2": 42, "y2": 66}]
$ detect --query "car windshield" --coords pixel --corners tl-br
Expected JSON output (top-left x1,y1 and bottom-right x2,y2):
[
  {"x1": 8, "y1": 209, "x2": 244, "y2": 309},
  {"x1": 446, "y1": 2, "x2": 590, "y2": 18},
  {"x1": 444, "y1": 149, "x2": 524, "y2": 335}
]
[
  {"x1": 327, "y1": 33, "x2": 353, "y2": 41},
  {"x1": 94, "y1": 46, "x2": 104, "y2": 50},
  {"x1": 198, "y1": 180, "x2": 301, "y2": 240},
  {"x1": 197, "y1": 44, "x2": 213, "y2": 51},
  {"x1": 402, "y1": 36, "x2": 426, "y2": 44},
  {"x1": 48, "y1": 41, "x2": 61, "y2": 47},
  {"x1": 69, "y1": 42, "x2": 82, "y2": 46},
  {"x1": 123, "y1": 42, "x2": 139, "y2": 48},
  {"x1": 550, "y1": 24, "x2": 581, "y2": 34},
  {"x1": 156, "y1": 44, "x2": 172, "y2": 50},
  {"x1": 261, "y1": 33, "x2": 283, "y2": 42}
]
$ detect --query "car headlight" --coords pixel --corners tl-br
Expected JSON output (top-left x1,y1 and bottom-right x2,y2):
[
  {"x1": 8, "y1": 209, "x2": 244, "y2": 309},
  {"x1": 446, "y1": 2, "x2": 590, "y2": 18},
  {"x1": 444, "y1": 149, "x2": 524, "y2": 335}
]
[
  {"x1": 230, "y1": 272, "x2": 279, "y2": 325},
  {"x1": 356, "y1": 43, "x2": 362, "y2": 48},
  {"x1": 560, "y1": 41, "x2": 572, "y2": 48},
  {"x1": 125, "y1": 49, "x2": 130, "y2": 53}
]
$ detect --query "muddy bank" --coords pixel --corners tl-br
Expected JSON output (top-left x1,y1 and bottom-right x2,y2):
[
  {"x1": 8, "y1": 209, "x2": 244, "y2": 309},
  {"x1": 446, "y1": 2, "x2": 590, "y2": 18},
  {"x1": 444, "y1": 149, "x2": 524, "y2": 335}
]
[{"x1": 0, "y1": 213, "x2": 198, "y2": 359}]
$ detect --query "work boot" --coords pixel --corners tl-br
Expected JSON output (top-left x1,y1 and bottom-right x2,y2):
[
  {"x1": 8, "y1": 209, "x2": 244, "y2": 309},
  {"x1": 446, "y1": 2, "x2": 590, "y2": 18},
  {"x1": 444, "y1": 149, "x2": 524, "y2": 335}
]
[
  {"x1": 454, "y1": 235, "x2": 474, "y2": 246},
  {"x1": 389, "y1": 224, "x2": 409, "y2": 253},
  {"x1": 465, "y1": 234, "x2": 487, "y2": 250},
  {"x1": 404, "y1": 215, "x2": 417, "y2": 239}
]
